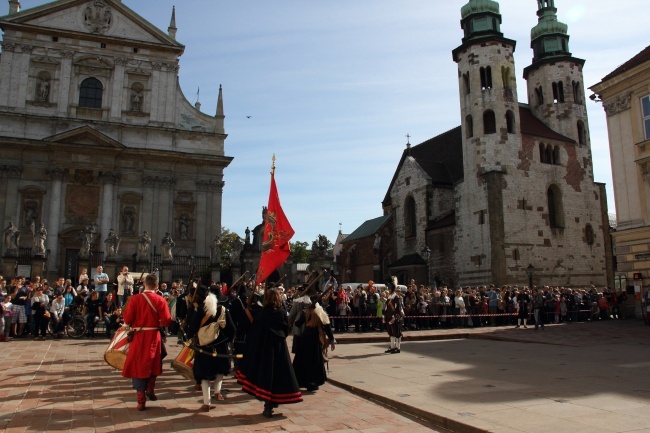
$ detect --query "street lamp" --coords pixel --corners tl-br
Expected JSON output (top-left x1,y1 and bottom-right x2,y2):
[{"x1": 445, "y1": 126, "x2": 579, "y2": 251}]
[
  {"x1": 527, "y1": 264, "x2": 534, "y2": 288},
  {"x1": 422, "y1": 246, "x2": 431, "y2": 286}
]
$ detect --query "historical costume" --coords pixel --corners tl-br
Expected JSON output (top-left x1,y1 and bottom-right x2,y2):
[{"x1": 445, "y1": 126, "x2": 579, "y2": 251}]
[
  {"x1": 187, "y1": 288, "x2": 235, "y2": 412},
  {"x1": 383, "y1": 277, "x2": 404, "y2": 353},
  {"x1": 291, "y1": 286, "x2": 336, "y2": 391},
  {"x1": 229, "y1": 285, "x2": 259, "y2": 370},
  {"x1": 236, "y1": 288, "x2": 302, "y2": 418},
  {"x1": 121, "y1": 274, "x2": 172, "y2": 411}
]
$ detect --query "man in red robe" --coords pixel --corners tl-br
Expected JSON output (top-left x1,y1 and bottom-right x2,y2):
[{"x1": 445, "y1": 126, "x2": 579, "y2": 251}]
[{"x1": 122, "y1": 273, "x2": 171, "y2": 410}]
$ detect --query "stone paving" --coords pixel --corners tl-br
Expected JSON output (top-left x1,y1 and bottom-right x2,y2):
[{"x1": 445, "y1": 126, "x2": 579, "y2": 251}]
[
  {"x1": 0, "y1": 319, "x2": 648, "y2": 433},
  {"x1": 0, "y1": 333, "x2": 447, "y2": 433},
  {"x1": 330, "y1": 319, "x2": 650, "y2": 433}
]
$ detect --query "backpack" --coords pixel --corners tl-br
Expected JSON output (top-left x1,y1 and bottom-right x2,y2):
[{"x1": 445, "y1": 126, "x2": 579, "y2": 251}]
[{"x1": 197, "y1": 306, "x2": 225, "y2": 346}]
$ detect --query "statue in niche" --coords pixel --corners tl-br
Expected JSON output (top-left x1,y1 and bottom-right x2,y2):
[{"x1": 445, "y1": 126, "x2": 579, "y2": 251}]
[
  {"x1": 79, "y1": 224, "x2": 97, "y2": 259},
  {"x1": 161, "y1": 232, "x2": 175, "y2": 262},
  {"x1": 131, "y1": 90, "x2": 142, "y2": 112},
  {"x1": 178, "y1": 214, "x2": 189, "y2": 240},
  {"x1": 32, "y1": 221, "x2": 47, "y2": 256},
  {"x1": 4, "y1": 222, "x2": 20, "y2": 256},
  {"x1": 37, "y1": 77, "x2": 50, "y2": 101},
  {"x1": 23, "y1": 200, "x2": 39, "y2": 229},
  {"x1": 210, "y1": 234, "x2": 221, "y2": 265},
  {"x1": 121, "y1": 206, "x2": 136, "y2": 235},
  {"x1": 137, "y1": 231, "x2": 151, "y2": 261},
  {"x1": 104, "y1": 228, "x2": 120, "y2": 258}
]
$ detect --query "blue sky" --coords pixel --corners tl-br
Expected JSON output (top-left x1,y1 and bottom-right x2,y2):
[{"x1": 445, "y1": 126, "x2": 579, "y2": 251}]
[{"x1": 17, "y1": 0, "x2": 650, "y2": 244}]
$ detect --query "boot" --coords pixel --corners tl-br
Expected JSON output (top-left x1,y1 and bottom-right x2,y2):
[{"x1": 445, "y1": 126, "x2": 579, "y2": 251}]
[
  {"x1": 145, "y1": 377, "x2": 158, "y2": 401},
  {"x1": 136, "y1": 391, "x2": 146, "y2": 411},
  {"x1": 0, "y1": 335, "x2": 8, "y2": 342}
]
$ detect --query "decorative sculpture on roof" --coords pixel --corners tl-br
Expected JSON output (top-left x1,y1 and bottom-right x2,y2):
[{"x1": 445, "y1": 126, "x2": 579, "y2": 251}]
[{"x1": 83, "y1": 0, "x2": 112, "y2": 34}]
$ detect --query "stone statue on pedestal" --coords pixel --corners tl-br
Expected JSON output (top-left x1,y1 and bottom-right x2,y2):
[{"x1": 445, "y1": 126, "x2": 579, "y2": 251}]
[
  {"x1": 161, "y1": 232, "x2": 175, "y2": 262},
  {"x1": 104, "y1": 228, "x2": 120, "y2": 258},
  {"x1": 137, "y1": 231, "x2": 151, "y2": 262},
  {"x1": 4, "y1": 221, "x2": 20, "y2": 256},
  {"x1": 32, "y1": 221, "x2": 47, "y2": 256},
  {"x1": 210, "y1": 234, "x2": 221, "y2": 265}
]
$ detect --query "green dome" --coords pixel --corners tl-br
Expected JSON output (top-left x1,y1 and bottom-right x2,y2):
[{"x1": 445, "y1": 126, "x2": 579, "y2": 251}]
[
  {"x1": 531, "y1": 10, "x2": 568, "y2": 40},
  {"x1": 461, "y1": 0, "x2": 500, "y2": 20}
]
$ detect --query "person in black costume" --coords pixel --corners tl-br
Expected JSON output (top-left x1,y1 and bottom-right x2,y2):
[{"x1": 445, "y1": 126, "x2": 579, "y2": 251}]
[
  {"x1": 292, "y1": 286, "x2": 336, "y2": 391},
  {"x1": 383, "y1": 276, "x2": 404, "y2": 353},
  {"x1": 236, "y1": 288, "x2": 302, "y2": 418},
  {"x1": 228, "y1": 284, "x2": 259, "y2": 370},
  {"x1": 187, "y1": 286, "x2": 236, "y2": 412}
]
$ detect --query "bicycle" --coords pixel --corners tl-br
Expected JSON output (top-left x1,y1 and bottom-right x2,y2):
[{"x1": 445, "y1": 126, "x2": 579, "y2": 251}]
[{"x1": 48, "y1": 304, "x2": 87, "y2": 339}]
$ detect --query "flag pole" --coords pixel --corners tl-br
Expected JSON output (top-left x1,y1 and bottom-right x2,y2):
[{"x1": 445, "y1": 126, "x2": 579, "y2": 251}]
[{"x1": 271, "y1": 154, "x2": 276, "y2": 176}]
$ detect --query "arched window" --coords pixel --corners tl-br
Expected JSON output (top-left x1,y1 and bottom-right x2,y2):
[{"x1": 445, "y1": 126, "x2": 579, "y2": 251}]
[
  {"x1": 505, "y1": 110, "x2": 515, "y2": 133},
  {"x1": 553, "y1": 146, "x2": 560, "y2": 165},
  {"x1": 585, "y1": 224, "x2": 595, "y2": 245},
  {"x1": 539, "y1": 143, "x2": 546, "y2": 163},
  {"x1": 466, "y1": 114, "x2": 474, "y2": 139},
  {"x1": 545, "y1": 146, "x2": 553, "y2": 164},
  {"x1": 547, "y1": 185, "x2": 565, "y2": 228},
  {"x1": 535, "y1": 86, "x2": 544, "y2": 106},
  {"x1": 462, "y1": 72, "x2": 470, "y2": 96},
  {"x1": 480, "y1": 66, "x2": 492, "y2": 90},
  {"x1": 572, "y1": 80, "x2": 582, "y2": 104},
  {"x1": 79, "y1": 77, "x2": 103, "y2": 109},
  {"x1": 577, "y1": 120, "x2": 587, "y2": 145},
  {"x1": 552, "y1": 81, "x2": 565, "y2": 103},
  {"x1": 405, "y1": 196, "x2": 417, "y2": 238},
  {"x1": 483, "y1": 110, "x2": 496, "y2": 134}
]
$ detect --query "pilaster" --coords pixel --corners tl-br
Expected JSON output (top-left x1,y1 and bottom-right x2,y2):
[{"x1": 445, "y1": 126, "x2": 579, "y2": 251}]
[
  {"x1": 46, "y1": 167, "x2": 66, "y2": 274},
  {"x1": 57, "y1": 50, "x2": 74, "y2": 116}
]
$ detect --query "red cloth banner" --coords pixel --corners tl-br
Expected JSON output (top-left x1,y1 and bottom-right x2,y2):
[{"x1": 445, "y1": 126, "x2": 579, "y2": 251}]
[{"x1": 256, "y1": 173, "x2": 294, "y2": 284}]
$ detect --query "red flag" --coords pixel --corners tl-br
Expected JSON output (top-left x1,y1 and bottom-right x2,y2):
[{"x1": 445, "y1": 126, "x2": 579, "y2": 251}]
[{"x1": 256, "y1": 170, "x2": 294, "y2": 284}]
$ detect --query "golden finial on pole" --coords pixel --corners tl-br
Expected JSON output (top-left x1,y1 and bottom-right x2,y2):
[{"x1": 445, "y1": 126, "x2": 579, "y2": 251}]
[{"x1": 271, "y1": 154, "x2": 276, "y2": 176}]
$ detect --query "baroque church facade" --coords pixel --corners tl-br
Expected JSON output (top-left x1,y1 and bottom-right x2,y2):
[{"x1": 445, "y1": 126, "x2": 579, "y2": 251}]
[
  {"x1": 0, "y1": 0, "x2": 232, "y2": 282},
  {"x1": 342, "y1": 0, "x2": 613, "y2": 288}
]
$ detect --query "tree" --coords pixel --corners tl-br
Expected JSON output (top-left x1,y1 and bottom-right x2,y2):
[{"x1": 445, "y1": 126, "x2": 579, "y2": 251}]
[
  {"x1": 219, "y1": 227, "x2": 242, "y2": 270},
  {"x1": 290, "y1": 241, "x2": 310, "y2": 263}
]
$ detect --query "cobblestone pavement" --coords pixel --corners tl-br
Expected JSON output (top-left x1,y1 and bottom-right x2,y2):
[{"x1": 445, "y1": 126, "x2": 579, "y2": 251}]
[{"x1": 0, "y1": 333, "x2": 449, "y2": 433}]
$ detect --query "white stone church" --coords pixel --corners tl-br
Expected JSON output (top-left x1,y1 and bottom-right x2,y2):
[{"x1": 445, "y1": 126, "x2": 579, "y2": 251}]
[{"x1": 0, "y1": 0, "x2": 232, "y2": 282}]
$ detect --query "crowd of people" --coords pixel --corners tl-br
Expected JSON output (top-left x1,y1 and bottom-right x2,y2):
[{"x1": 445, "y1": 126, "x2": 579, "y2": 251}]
[
  {"x1": 0, "y1": 269, "x2": 632, "y2": 344},
  {"x1": 269, "y1": 279, "x2": 631, "y2": 333}
]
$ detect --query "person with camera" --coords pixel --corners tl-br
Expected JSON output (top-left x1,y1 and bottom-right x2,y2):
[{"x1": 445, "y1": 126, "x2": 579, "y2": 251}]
[
  {"x1": 117, "y1": 266, "x2": 134, "y2": 308},
  {"x1": 31, "y1": 286, "x2": 50, "y2": 340}
]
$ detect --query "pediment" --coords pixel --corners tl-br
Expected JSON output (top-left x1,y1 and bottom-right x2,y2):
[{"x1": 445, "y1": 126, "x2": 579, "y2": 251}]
[
  {"x1": 0, "y1": 0, "x2": 182, "y2": 49},
  {"x1": 44, "y1": 126, "x2": 125, "y2": 150}
]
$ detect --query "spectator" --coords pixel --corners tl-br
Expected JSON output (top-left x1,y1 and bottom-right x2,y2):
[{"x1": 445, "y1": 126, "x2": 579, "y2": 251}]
[
  {"x1": 50, "y1": 293, "x2": 66, "y2": 339},
  {"x1": 1, "y1": 294, "x2": 12, "y2": 342},
  {"x1": 31, "y1": 286, "x2": 50, "y2": 340},
  {"x1": 11, "y1": 280, "x2": 28, "y2": 338},
  {"x1": 85, "y1": 291, "x2": 102, "y2": 338},
  {"x1": 93, "y1": 265, "x2": 109, "y2": 303},
  {"x1": 101, "y1": 293, "x2": 117, "y2": 339}
]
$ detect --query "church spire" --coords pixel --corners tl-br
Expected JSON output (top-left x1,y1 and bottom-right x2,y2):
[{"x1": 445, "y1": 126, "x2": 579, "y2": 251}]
[
  {"x1": 216, "y1": 84, "x2": 225, "y2": 133},
  {"x1": 530, "y1": 0, "x2": 570, "y2": 63},
  {"x1": 8, "y1": 0, "x2": 20, "y2": 14},
  {"x1": 167, "y1": 6, "x2": 177, "y2": 40}
]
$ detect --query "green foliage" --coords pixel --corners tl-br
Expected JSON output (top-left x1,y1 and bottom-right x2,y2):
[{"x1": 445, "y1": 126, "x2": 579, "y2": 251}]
[
  {"x1": 290, "y1": 241, "x2": 310, "y2": 263},
  {"x1": 219, "y1": 227, "x2": 242, "y2": 270}
]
